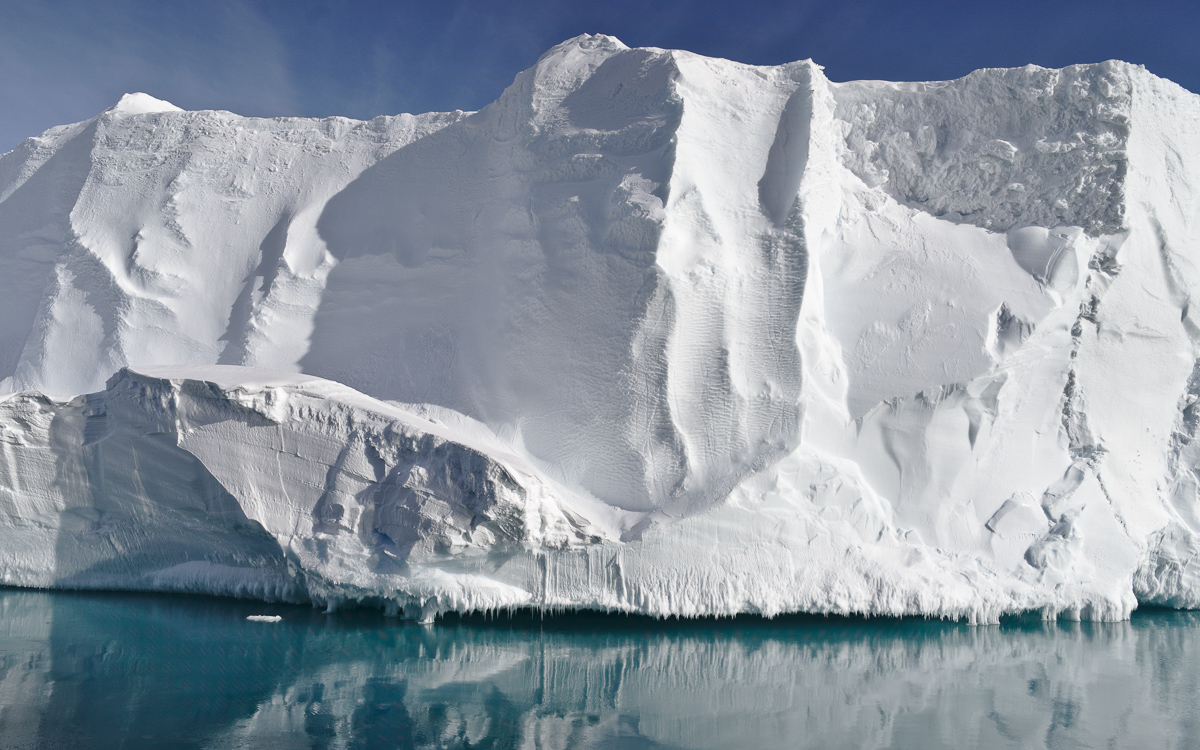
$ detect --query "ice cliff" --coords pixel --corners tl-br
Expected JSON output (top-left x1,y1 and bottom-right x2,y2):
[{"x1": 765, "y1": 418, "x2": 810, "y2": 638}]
[{"x1": 1, "y1": 35, "x2": 1199, "y2": 622}]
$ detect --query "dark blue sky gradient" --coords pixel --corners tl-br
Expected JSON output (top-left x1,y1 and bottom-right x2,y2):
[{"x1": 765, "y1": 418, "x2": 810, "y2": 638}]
[{"x1": 2, "y1": 0, "x2": 1197, "y2": 152}]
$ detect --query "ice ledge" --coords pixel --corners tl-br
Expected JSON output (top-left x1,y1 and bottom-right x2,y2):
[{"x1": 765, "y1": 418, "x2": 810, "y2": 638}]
[{"x1": 0, "y1": 365, "x2": 1194, "y2": 623}]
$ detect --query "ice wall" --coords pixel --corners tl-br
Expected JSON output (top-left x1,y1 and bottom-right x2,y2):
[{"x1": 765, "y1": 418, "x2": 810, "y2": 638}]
[{"x1": 1, "y1": 35, "x2": 1199, "y2": 620}]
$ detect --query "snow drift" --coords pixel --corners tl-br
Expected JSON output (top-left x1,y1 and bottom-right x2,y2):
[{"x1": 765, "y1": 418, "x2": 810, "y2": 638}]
[{"x1": 1, "y1": 35, "x2": 1199, "y2": 621}]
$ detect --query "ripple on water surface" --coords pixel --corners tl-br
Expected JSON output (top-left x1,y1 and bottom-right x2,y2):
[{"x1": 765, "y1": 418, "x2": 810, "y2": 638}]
[{"x1": 0, "y1": 589, "x2": 1198, "y2": 749}]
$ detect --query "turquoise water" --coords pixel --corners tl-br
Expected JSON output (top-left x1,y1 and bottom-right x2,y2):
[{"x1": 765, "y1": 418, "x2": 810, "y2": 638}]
[{"x1": 0, "y1": 590, "x2": 1198, "y2": 749}]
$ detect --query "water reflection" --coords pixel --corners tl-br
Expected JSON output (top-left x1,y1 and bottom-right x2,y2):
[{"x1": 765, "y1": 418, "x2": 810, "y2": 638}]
[{"x1": 0, "y1": 590, "x2": 1198, "y2": 749}]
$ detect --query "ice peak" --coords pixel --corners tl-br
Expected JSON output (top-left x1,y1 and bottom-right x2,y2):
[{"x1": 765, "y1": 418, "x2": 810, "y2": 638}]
[
  {"x1": 542, "y1": 33, "x2": 629, "y2": 59},
  {"x1": 531, "y1": 34, "x2": 635, "y2": 81},
  {"x1": 510, "y1": 33, "x2": 648, "y2": 128},
  {"x1": 105, "y1": 93, "x2": 183, "y2": 117}
]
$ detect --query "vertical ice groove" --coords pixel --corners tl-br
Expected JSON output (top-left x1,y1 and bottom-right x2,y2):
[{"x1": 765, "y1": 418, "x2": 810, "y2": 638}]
[
  {"x1": 651, "y1": 56, "x2": 821, "y2": 518},
  {"x1": 758, "y1": 73, "x2": 813, "y2": 227},
  {"x1": 218, "y1": 212, "x2": 292, "y2": 366}
]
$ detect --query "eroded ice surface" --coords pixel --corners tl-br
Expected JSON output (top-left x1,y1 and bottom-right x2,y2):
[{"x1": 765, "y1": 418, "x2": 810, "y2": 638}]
[{"x1": 1, "y1": 35, "x2": 1199, "y2": 620}]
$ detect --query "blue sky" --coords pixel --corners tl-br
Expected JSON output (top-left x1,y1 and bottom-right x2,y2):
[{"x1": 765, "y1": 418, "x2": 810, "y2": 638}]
[{"x1": 2, "y1": 0, "x2": 1197, "y2": 152}]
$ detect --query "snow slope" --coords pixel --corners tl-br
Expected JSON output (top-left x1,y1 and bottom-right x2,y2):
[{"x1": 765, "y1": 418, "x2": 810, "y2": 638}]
[{"x1": 1, "y1": 35, "x2": 1199, "y2": 621}]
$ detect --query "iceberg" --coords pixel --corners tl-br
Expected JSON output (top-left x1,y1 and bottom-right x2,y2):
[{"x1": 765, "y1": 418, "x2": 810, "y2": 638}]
[{"x1": 1, "y1": 35, "x2": 1198, "y2": 622}]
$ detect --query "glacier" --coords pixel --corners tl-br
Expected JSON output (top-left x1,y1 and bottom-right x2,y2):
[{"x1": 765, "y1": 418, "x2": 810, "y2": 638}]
[{"x1": 1, "y1": 34, "x2": 1199, "y2": 622}]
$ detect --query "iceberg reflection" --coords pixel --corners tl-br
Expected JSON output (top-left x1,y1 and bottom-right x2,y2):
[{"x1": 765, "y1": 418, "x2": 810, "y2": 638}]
[{"x1": 0, "y1": 590, "x2": 1197, "y2": 749}]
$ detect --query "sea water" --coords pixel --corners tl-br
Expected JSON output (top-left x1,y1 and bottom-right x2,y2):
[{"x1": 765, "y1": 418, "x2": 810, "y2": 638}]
[{"x1": 0, "y1": 589, "x2": 1197, "y2": 749}]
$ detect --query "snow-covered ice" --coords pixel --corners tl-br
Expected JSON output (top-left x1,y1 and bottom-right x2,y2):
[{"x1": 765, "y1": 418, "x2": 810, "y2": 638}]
[{"x1": 1, "y1": 35, "x2": 1198, "y2": 621}]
